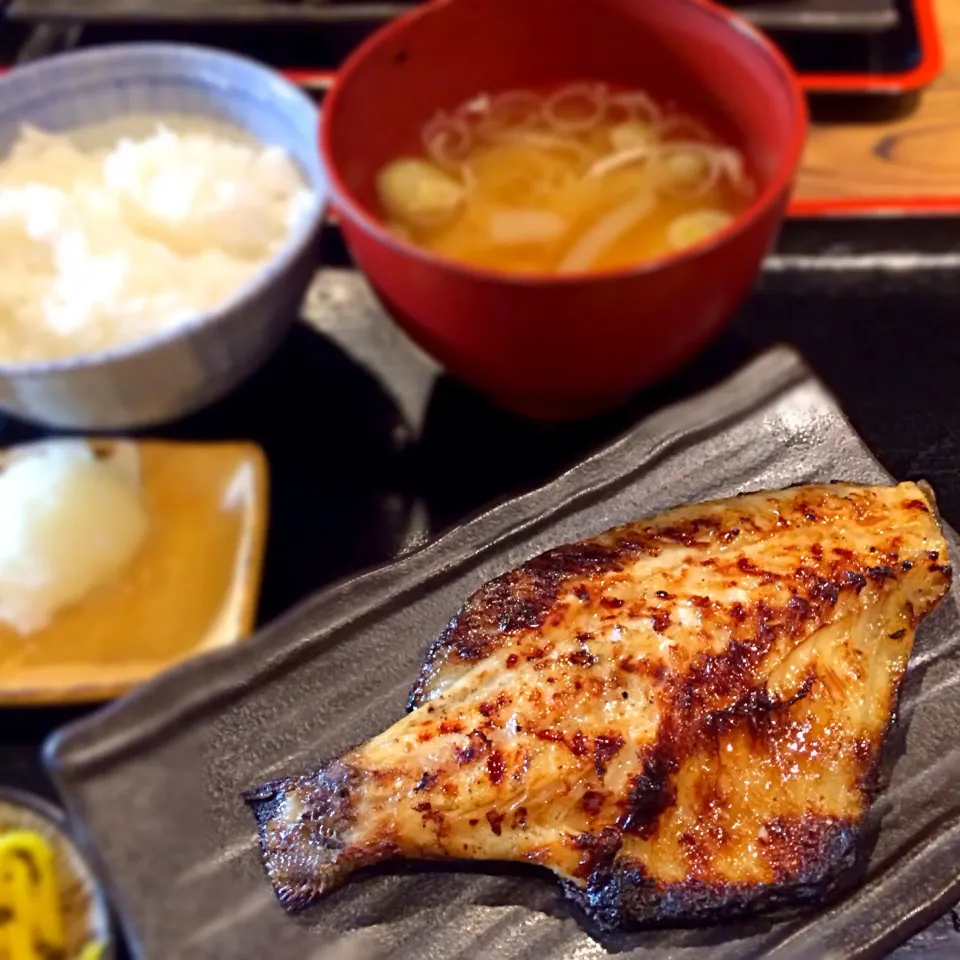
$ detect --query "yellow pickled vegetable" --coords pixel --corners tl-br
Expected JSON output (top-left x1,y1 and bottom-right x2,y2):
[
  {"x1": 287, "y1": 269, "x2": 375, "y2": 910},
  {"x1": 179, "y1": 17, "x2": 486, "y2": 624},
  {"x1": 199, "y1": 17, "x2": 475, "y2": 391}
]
[
  {"x1": 0, "y1": 829, "x2": 66, "y2": 959},
  {"x1": 78, "y1": 942, "x2": 106, "y2": 960},
  {"x1": 3, "y1": 856, "x2": 37, "y2": 960}
]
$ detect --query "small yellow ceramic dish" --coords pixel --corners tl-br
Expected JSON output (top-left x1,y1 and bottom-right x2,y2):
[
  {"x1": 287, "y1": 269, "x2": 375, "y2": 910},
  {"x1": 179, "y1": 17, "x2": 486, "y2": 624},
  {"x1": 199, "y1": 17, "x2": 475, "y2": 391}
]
[{"x1": 0, "y1": 439, "x2": 268, "y2": 705}]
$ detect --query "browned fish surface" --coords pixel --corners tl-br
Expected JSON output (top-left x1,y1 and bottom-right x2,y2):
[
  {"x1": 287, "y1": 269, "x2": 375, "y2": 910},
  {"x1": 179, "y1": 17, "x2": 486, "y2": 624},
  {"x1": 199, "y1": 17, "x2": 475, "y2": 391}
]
[{"x1": 245, "y1": 482, "x2": 952, "y2": 928}]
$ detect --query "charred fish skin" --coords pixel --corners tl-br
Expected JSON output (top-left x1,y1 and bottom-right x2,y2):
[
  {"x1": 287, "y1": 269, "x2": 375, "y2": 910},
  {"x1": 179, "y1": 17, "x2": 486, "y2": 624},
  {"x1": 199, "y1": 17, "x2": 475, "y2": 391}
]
[
  {"x1": 246, "y1": 482, "x2": 952, "y2": 929},
  {"x1": 244, "y1": 761, "x2": 375, "y2": 911}
]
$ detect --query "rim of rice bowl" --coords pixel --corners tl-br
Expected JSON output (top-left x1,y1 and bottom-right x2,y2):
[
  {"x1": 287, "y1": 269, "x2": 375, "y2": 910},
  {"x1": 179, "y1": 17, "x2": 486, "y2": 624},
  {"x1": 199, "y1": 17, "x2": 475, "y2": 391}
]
[{"x1": 0, "y1": 43, "x2": 328, "y2": 375}]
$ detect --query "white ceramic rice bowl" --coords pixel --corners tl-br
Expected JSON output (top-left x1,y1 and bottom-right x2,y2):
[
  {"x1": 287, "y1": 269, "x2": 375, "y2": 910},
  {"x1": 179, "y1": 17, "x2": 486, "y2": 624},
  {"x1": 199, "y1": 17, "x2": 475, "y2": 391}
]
[{"x1": 0, "y1": 43, "x2": 328, "y2": 429}]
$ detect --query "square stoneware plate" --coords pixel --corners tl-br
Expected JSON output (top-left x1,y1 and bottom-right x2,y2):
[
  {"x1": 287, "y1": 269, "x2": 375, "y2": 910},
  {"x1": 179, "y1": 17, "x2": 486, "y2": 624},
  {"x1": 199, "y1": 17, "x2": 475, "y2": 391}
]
[
  {"x1": 45, "y1": 348, "x2": 960, "y2": 960},
  {"x1": 0, "y1": 439, "x2": 268, "y2": 705}
]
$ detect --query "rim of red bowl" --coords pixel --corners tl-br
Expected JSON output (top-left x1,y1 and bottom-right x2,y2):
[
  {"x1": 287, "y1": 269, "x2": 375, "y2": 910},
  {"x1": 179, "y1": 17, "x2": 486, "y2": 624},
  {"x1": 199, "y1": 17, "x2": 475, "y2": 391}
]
[{"x1": 320, "y1": 0, "x2": 809, "y2": 287}]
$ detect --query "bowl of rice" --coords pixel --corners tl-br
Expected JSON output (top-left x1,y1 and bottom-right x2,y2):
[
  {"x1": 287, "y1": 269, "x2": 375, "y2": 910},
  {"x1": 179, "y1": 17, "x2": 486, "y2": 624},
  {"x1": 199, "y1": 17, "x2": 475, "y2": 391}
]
[{"x1": 0, "y1": 44, "x2": 327, "y2": 429}]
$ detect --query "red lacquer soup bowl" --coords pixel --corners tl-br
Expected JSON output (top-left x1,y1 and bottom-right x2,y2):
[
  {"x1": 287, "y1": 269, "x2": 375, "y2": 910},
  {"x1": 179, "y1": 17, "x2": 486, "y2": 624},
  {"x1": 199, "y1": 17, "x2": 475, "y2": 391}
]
[{"x1": 321, "y1": 0, "x2": 807, "y2": 419}]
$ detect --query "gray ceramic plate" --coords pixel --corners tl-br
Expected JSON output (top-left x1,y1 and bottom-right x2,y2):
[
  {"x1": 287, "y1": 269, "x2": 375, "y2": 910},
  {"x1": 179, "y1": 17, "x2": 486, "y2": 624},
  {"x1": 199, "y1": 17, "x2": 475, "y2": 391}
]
[{"x1": 45, "y1": 347, "x2": 960, "y2": 960}]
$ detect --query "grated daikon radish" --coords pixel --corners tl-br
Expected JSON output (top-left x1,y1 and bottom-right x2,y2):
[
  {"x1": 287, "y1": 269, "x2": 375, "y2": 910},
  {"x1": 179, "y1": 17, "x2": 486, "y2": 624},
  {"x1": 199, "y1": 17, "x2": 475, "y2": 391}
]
[{"x1": 0, "y1": 441, "x2": 148, "y2": 635}]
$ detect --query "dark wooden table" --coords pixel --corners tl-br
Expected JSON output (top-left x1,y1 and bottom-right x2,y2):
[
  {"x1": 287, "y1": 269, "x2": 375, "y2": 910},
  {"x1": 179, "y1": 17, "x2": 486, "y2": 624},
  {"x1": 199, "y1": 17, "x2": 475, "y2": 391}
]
[{"x1": 1, "y1": 216, "x2": 960, "y2": 957}]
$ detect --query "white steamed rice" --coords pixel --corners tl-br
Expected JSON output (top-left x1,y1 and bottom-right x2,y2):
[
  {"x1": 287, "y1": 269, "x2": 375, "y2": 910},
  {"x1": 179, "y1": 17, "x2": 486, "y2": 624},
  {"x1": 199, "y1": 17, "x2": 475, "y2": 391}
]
[{"x1": 0, "y1": 121, "x2": 313, "y2": 363}]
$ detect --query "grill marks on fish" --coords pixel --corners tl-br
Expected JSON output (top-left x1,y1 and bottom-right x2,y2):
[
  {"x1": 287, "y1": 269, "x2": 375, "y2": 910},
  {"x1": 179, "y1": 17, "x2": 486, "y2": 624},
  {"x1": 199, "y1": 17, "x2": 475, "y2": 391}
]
[{"x1": 245, "y1": 483, "x2": 952, "y2": 927}]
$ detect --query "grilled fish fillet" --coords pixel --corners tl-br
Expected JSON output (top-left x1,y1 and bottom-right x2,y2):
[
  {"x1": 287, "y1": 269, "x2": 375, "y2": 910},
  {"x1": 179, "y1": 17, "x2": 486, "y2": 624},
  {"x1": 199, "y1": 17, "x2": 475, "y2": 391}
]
[{"x1": 246, "y1": 482, "x2": 952, "y2": 928}]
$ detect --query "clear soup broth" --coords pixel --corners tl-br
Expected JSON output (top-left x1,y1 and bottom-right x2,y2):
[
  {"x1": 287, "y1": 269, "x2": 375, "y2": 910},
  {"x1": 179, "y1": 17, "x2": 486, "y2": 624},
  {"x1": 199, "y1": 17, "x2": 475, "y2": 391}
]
[{"x1": 376, "y1": 83, "x2": 755, "y2": 276}]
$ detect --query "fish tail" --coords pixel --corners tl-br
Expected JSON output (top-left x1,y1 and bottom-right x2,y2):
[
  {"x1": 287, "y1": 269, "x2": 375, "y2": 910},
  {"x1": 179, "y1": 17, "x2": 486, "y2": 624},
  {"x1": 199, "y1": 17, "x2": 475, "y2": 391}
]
[{"x1": 244, "y1": 760, "x2": 386, "y2": 912}]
